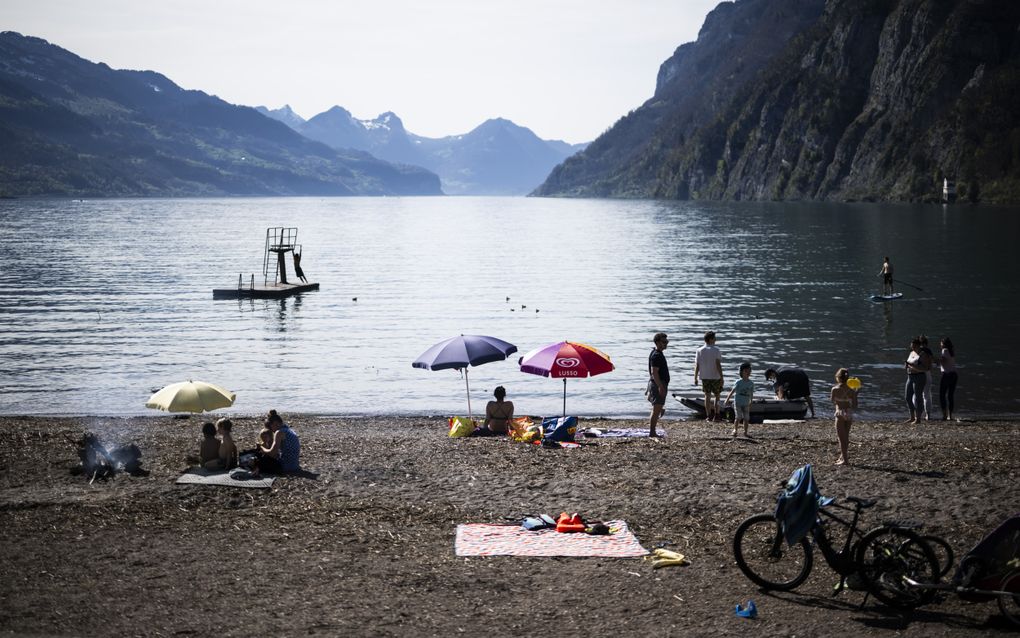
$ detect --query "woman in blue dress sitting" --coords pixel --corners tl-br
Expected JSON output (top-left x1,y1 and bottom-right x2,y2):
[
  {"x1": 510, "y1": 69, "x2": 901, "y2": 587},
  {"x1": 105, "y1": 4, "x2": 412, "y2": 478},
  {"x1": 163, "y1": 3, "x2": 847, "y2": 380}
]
[{"x1": 255, "y1": 409, "x2": 300, "y2": 475}]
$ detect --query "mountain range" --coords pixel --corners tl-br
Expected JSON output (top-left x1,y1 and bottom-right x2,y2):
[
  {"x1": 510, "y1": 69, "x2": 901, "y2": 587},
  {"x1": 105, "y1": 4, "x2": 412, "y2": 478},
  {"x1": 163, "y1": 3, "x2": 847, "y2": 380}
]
[
  {"x1": 0, "y1": 32, "x2": 441, "y2": 197},
  {"x1": 258, "y1": 105, "x2": 586, "y2": 195},
  {"x1": 535, "y1": 0, "x2": 1020, "y2": 204}
]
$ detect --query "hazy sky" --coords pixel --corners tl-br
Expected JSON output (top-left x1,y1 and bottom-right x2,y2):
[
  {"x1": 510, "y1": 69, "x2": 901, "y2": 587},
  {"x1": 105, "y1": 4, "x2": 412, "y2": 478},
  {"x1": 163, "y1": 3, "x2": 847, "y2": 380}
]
[{"x1": 4, "y1": 0, "x2": 721, "y2": 143}]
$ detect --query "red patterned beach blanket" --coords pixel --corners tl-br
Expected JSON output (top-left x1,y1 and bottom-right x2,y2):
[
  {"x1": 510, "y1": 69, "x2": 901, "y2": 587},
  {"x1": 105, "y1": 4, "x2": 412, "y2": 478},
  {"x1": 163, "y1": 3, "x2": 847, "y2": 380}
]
[{"x1": 455, "y1": 520, "x2": 648, "y2": 557}]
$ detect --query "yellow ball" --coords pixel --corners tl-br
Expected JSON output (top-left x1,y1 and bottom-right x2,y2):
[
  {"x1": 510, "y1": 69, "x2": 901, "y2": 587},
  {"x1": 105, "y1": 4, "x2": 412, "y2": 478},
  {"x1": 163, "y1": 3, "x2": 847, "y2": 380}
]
[{"x1": 847, "y1": 377, "x2": 861, "y2": 390}]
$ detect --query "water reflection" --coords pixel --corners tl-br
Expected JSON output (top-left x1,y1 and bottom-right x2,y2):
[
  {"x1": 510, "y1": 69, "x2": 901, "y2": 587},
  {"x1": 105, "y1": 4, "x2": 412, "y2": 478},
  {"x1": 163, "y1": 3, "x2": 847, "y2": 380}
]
[{"x1": 0, "y1": 197, "x2": 1019, "y2": 417}]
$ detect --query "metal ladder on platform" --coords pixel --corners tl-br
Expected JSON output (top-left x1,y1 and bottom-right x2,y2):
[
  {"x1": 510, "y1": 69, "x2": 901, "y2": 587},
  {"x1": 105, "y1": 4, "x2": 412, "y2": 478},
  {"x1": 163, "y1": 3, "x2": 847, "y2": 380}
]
[{"x1": 263, "y1": 227, "x2": 298, "y2": 285}]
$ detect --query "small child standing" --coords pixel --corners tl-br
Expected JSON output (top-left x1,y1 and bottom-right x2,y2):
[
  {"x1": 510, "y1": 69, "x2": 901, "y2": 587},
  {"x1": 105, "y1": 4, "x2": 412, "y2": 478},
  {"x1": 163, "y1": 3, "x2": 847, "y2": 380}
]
[{"x1": 724, "y1": 362, "x2": 755, "y2": 438}]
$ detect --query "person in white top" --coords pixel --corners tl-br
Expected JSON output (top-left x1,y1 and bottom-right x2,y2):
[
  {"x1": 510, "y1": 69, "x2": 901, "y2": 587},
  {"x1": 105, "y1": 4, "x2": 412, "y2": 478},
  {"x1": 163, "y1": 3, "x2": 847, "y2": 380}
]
[{"x1": 694, "y1": 331, "x2": 724, "y2": 421}]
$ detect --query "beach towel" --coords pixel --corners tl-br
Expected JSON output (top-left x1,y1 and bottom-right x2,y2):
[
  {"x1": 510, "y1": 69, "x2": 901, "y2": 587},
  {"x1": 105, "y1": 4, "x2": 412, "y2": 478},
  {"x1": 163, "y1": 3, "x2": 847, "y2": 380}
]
[
  {"x1": 581, "y1": 428, "x2": 664, "y2": 438},
  {"x1": 175, "y1": 467, "x2": 276, "y2": 489},
  {"x1": 454, "y1": 520, "x2": 648, "y2": 557},
  {"x1": 774, "y1": 464, "x2": 831, "y2": 545}
]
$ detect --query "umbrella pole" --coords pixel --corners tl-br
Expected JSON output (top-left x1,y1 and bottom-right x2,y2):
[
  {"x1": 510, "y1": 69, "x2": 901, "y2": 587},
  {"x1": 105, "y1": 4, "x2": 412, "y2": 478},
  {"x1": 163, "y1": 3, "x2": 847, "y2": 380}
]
[
  {"x1": 562, "y1": 378, "x2": 567, "y2": 418},
  {"x1": 464, "y1": 369, "x2": 473, "y2": 422}
]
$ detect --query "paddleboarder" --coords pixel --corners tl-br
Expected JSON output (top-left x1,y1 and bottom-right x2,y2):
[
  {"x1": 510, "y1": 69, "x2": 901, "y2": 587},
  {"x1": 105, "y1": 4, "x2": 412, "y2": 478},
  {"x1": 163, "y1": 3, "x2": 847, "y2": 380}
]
[{"x1": 879, "y1": 257, "x2": 894, "y2": 296}]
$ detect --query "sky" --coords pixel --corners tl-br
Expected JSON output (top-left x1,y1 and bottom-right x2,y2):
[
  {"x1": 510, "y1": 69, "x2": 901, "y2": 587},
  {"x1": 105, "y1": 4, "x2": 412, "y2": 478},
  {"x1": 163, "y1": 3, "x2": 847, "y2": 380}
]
[{"x1": 3, "y1": 0, "x2": 722, "y2": 143}]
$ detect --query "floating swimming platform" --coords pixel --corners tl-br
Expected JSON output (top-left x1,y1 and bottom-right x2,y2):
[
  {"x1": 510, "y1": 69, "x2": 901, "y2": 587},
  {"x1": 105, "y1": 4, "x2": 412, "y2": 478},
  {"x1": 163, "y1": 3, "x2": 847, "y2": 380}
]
[
  {"x1": 214, "y1": 226, "x2": 320, "y2": 299},
  {"x1": 213, "y1": 281, "x2": 319, "y2": 299}
]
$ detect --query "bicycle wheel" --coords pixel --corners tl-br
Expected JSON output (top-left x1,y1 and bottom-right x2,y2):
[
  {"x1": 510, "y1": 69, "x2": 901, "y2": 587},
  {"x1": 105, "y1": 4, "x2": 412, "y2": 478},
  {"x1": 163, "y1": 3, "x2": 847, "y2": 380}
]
[
  {"x1": 920, "y1": 535, "x2": 954, "y2": 578},
  {"x1": 997, "y1": 571, "x2": 1020, "y2": 627},
  {"x1": 733, "y1": 513, "x2": 813, "y2": 591},
  {"x1": 855, "y1": 526, "x2": 940, "y2": 609}
]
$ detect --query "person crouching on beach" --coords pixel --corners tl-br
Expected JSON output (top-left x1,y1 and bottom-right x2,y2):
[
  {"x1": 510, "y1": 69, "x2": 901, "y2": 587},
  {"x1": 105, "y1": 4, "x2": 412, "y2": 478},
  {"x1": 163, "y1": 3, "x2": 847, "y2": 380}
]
[
  {"x1": 723, "y1": 362, "x2": 754, "y2": 438},
  {"x1": 199, "y1": 422, "x2": 219, "y2": 466},
  {"x1": 831, "y1": 368, "x2": 859, "y2": 466},
  {"x1": 255, "y1": 410, "x2": 300, "y2": 475},
  {"x1": 694, "y1": 331, "x2": 724, "y2": 421},
  {"x1": 204, "y1": 418, "x2": 238, "y2": 470}
]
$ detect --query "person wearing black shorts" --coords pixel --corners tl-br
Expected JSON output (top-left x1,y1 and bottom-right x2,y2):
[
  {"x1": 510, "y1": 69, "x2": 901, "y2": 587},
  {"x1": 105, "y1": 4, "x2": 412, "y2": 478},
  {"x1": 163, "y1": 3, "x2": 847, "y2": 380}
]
[
  {"x1": 879, "y1": 256, "x2": 894, "y2": 295},
  {"x1": 647, "y1": 333, "x2": 670, "y2": 437},
  {"x1": 765, "y1": 367, "x2": 815, "y2": 417}
]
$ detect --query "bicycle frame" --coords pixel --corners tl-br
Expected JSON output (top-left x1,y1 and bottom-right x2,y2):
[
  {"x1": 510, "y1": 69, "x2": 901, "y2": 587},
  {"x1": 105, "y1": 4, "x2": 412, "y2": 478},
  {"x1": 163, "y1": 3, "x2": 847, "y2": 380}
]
[{"x1": 811, "y1": 502, "x2": 868, "y2": 577}]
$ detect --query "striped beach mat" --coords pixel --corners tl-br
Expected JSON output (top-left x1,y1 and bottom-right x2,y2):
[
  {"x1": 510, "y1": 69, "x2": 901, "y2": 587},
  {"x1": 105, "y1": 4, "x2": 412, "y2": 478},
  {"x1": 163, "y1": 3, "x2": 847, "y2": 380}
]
[
  {"x1": 175, "y1": 467, "x2": 275, "y2": 489},
  {"x1": 455, "y1": 520, "x2": 648, "y2": 557}
]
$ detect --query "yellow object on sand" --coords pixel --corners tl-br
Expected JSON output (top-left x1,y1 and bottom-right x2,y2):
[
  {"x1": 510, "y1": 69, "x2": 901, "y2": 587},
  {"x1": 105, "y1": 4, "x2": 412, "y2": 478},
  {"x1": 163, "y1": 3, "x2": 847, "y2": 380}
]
[
  {"x1": 646, "y1": 547, "x2": 689, "y2": 569},
  {"x1": 847, "y1": 377, "x2": 862, "y2": 390},
  {"x1": 448, "y1": 416, "x2": 476, "y2": 438},
  {"x1": 145, "y1": 380, "x2": 236, "y2": 414}
]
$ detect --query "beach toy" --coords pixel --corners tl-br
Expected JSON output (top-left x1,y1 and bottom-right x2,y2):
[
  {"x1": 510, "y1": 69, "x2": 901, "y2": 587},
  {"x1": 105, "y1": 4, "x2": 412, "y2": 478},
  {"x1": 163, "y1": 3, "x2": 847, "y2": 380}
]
[
  {"x1": 735, "y1": 600, "x2": 758, "y2": 619},
  {"x1": 847, "y1": 377, "x2": 861, "y2": 390}
]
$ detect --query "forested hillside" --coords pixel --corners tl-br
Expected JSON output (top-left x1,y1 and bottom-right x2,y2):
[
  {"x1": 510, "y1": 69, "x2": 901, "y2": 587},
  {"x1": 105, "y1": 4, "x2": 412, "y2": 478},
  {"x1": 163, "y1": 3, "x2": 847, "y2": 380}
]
[{"x1": 0, "y1": 32, "x2": 441, "y2": 197}]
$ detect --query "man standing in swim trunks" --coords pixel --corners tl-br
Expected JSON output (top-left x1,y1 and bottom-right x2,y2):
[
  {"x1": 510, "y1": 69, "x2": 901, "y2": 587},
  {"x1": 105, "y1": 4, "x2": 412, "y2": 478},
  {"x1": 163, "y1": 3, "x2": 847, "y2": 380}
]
[
  {"x1": 694, "y1": 331, "x2": 724, "y2": 421},
  {"x1": 879, "y1": 256, "x2": 894, "y2": 296},
  {"x1": 647, "y1": 332, "x2": 669, "y2": 437},
  {"x1": 765, "y1": 367, "x2": 816, "y2": 418}
]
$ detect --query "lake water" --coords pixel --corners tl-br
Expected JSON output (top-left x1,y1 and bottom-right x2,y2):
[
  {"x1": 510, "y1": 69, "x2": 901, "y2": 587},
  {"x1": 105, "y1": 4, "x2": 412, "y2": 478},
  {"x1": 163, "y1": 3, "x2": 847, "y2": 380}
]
[{"x1": 1, "y1": 197, "x2": 1018, "y2": 419}]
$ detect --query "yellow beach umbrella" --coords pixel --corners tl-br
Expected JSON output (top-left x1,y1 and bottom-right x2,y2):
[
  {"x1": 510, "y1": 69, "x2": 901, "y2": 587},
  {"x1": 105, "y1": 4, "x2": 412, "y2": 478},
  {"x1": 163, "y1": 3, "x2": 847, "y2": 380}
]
[{"x1": 145, "y1": 380, "x2": 236, "y2": 414}]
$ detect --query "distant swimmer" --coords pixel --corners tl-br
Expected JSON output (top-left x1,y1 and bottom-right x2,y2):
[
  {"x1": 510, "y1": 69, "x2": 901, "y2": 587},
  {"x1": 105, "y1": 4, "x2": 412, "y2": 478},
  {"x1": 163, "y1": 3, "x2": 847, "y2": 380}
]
[{"x1": 879, "y1": 257, "x2": 894, "y2": 296}]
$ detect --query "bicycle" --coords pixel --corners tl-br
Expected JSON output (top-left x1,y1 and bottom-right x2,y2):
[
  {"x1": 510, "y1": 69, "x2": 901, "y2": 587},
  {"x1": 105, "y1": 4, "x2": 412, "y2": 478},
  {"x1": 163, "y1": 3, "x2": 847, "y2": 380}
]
[{"x1": 734, "y1": 494, "x2": 944, "y2": 609}]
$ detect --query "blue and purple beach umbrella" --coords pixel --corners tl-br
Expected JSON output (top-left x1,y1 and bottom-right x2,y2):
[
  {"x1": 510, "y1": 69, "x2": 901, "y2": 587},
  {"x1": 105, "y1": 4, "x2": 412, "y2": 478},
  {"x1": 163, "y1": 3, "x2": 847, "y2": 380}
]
[{"x1": 413, "y1": 334, "x2": 518, "y2": 421}]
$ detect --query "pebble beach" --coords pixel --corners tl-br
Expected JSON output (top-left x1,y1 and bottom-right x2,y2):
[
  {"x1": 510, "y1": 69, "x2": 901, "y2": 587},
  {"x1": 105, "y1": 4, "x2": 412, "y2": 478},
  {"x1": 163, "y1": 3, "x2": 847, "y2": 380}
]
[{"x1": 1, "y1": 414, "x2": 1018, "y2": 637}]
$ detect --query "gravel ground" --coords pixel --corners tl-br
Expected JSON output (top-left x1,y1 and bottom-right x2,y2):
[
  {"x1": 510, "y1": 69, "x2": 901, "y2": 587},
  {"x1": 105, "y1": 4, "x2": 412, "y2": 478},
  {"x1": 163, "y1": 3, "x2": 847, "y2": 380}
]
[{"x1": 1, "y1": 414, "x2": 1018, "y2": 637}]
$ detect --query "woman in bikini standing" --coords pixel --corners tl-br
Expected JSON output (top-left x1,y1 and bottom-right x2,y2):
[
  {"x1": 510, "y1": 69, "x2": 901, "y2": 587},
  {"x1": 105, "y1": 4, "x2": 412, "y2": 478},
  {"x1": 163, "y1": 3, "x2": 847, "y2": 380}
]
[
  {"x1": 831, "y1": 368, "x2": 859, "y2": 466},
  {"x1": 481, "y1": 386, "x2": 514, "y2": 435}
]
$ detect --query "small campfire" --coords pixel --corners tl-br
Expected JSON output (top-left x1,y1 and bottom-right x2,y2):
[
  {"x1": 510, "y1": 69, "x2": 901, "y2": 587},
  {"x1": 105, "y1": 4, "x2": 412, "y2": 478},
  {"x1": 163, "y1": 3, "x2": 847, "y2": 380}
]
[{"x1": 71, "y1": 432, "x2": 149, "y2": 482}]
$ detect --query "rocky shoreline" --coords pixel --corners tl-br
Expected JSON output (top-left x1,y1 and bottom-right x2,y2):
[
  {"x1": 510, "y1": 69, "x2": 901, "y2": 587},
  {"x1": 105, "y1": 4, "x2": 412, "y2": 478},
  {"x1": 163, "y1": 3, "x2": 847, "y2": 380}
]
[{"x1": 1, "y1": 415, "x2": 1018, "y2": 636}]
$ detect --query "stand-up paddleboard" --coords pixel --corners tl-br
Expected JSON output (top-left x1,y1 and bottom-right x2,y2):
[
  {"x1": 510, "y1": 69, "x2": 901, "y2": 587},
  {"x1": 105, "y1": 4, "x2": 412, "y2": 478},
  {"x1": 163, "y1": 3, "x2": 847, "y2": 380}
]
[{"x1": 870, "y1": 292, "x2": 904, "y2": 302}]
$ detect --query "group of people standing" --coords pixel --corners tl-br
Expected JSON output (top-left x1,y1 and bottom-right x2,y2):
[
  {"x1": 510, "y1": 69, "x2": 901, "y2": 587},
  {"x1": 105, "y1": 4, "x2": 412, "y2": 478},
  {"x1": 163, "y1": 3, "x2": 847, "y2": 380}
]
[
  {"x1": 648, "y1": 331, "x2": 817, "y2": 435},
  {"x1": 645, "y1": 329, "x2": 960, "y2": 465},
  {"x1": 905, "y1": 335, "x2": 958, "y2": 423}
]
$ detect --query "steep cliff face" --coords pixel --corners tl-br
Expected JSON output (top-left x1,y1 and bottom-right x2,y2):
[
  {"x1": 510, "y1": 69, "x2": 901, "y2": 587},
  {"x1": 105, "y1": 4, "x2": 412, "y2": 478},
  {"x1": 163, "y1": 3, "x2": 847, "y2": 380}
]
[
  {"x1": 536, "y1": 0, "x2": 1020, "y2": 203},
  {"x1": 534, "y1": 0, "x2": 825, "y2": 197}
]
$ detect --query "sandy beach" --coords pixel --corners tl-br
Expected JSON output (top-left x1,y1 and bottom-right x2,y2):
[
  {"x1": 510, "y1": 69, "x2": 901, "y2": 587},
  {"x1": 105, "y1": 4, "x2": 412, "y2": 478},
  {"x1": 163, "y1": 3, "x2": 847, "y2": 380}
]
[{"x1": 1, "y1": 414, "x2": 1018, "y2": 637}]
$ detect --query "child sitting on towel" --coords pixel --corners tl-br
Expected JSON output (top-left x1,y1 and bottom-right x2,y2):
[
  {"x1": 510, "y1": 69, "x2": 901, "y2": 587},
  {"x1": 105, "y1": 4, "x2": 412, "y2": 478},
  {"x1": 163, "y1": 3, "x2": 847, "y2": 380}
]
[
  {"x1": 199, "y1": 422, "x2": 219, "y2": 466},
  {"x1": 204, "y1": 418, "x2": 238, "y2": 470}
]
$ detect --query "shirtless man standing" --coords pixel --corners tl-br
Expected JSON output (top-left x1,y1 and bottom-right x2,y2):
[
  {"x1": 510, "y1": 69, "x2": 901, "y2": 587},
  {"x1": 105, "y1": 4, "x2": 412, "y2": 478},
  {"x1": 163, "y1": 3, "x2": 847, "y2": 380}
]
[{"x1": 879, "y1": 257, "x2": 894, "y2": 296}]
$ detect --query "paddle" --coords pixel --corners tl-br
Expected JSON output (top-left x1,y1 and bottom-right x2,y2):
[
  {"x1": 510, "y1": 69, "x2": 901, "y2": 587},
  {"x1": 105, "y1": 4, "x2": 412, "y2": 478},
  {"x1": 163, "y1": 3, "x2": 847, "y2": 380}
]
[{"x1": 893, "y1": 278, "x2": 924, "y2": 291}]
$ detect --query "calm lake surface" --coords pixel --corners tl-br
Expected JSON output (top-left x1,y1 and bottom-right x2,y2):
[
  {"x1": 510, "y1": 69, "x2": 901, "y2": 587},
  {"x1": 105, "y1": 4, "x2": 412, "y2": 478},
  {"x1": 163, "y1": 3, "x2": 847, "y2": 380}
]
[{"x1": 1, "y1": 197, "x2": 1018, "y2": 419}]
